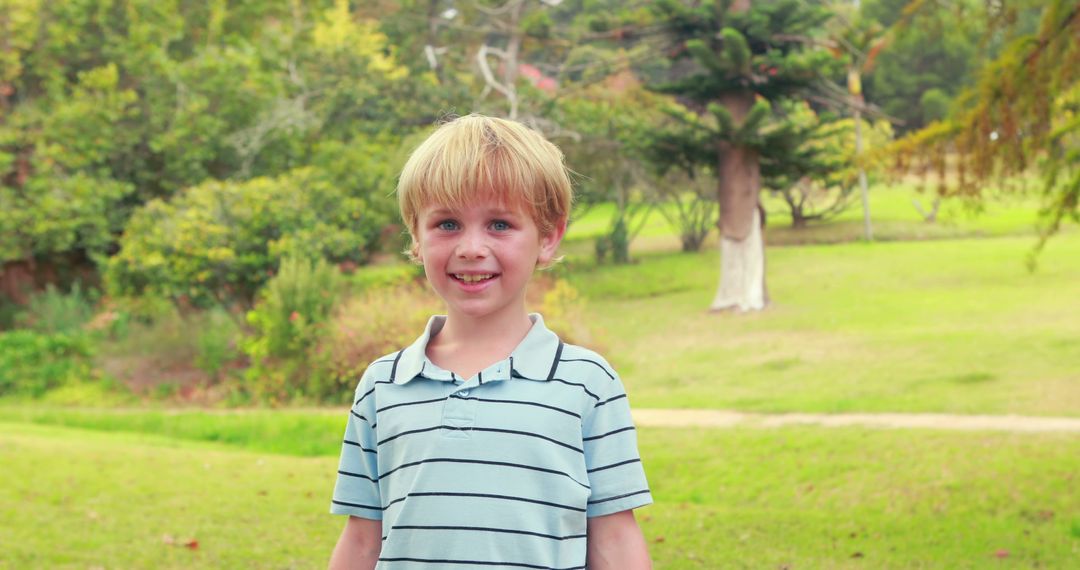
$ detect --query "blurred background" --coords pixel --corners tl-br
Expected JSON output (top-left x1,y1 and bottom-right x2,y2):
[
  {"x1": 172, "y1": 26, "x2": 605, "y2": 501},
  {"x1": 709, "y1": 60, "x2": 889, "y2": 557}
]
[{"x1": 0, "y1": 0, "x2": 1077, "y2": 567}]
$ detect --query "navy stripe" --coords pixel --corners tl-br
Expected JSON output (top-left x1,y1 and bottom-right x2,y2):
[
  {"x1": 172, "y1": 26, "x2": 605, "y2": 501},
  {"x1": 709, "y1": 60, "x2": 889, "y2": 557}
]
[
  {"x1": 390, "y1": 525, "x2": 586, "y2": 541},
  {"x1": 343, "y1": 439, "x2": 376, "y2": 454},
  {"x1": 378, "y1": 425, "x2": 582, "y2": 453},
  {"x1": 388, "y1": 349, "x2": 404, "y2": 382},
  {"x1": 594, "y1": 393, "x2": 627, "y2": 409},
  {"x1": 380, "y1": 458, "x2": 589, "y2": 489},
  {"x1": 378, "y1": 425, "x2": 443, "y2": 446},
  {"x1": 582, "y1": 426, "x2": 635, "y2": 442},
  {"x1": 586, "y1": 458, "x2": 640, "y2": 474},
  {"x1": 337, "y1": 469, "x2": 378, "y2": 482},
  {"x1": 377, "y1": 558, "x2": 584, "y2": 570},
  {"x1": 559, "y1": 358, "x2": 616, "y2": 380},
  {"x1": 376, "y1": 396, "x2": 444, "y2": 414},
  {"x1": 547, "y1": 377, "x2": 600, "y2": 401},
  {"x1": 354, "y1": 385, "x2": 376, "y2": 406},
  {"x1": 383, "y1": 491, "x2": 586, "y2": 513},
  {"x1": 449, "y1": 395, "x2": 581, "y2": 419},
  {"x1": 350, "y1": 410, "x2": 372, "y2": 423},
  {"x1": 546, "y1": 341, "x2": 565, "y2": 380},
  {"x1": 331, "y1": 499, "x2": 382, "y2": 510},
  {"x1": 587, "y1": 489, "x2": 650, "y2": 505}
]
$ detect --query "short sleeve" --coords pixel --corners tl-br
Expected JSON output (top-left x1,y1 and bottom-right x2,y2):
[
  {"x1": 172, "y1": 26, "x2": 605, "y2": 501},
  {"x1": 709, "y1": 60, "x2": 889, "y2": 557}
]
[
  {"x1": 582, "y1": 371, "x2": 652, "y2": 517},
  {"x1": 329, "y1": 368, "x2": 382, "y2": 520}
]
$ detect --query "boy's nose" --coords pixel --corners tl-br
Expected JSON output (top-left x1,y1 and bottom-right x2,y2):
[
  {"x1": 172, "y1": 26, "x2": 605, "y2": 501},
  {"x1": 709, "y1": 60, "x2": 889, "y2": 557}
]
[{"x1": 455, "y1": 230, "x2": 489, "y2": 259}]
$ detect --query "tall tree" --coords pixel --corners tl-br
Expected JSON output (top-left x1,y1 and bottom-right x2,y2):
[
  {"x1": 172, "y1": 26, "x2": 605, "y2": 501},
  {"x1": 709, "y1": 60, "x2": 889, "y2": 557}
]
[
  {"x1": 893, "y1": 0, "x2": 1078, "y2": 261},
  {"x1": 861, "y1": 0, "x2": 983, "y2": 133},
  {"x1": 648, "y1": 0, "x2": 834, "y2": 311}
]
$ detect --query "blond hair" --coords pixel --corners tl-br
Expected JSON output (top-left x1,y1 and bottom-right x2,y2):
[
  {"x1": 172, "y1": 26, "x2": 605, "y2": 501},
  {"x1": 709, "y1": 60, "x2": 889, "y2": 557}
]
[{"x1": 397, "y1": 114, "x2": 573, "y2": 255}]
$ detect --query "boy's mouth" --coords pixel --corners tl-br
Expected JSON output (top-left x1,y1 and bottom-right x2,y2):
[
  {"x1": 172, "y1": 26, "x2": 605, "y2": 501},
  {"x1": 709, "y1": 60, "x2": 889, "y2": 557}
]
[{"x1": 451, "y1": 273, "x2": 498, "y2": 283}]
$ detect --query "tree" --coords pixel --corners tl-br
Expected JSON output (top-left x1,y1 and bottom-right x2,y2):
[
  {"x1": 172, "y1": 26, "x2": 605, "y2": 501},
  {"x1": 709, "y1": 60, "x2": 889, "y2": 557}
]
[
  {"x1": 892, "y1": 0, "x2": 1079, "y2": 261},
  {"x1": 0, "y1": 0, "x2": 438, "y2": 301},
  {"x1": 647, "y1": 0, "x2": 835, "y2": 311},
  {"x1": 861, "y1": 0, "x2": 984, "y2": 133},
  {"x1": 558, "y1": 76, "x2": 669, "y2": 263}
]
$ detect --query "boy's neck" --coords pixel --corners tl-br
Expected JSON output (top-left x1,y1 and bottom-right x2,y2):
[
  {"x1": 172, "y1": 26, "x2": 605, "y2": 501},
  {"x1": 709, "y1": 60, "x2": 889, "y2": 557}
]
[{"x1": 426, "y1": 306, "x2": 534, "y2": 379}]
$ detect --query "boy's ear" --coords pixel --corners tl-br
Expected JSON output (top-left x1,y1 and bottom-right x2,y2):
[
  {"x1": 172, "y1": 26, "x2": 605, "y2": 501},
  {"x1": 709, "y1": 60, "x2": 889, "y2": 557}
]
[{"x1": 538, "y1": 217, "x2": 568, "y2": 265}]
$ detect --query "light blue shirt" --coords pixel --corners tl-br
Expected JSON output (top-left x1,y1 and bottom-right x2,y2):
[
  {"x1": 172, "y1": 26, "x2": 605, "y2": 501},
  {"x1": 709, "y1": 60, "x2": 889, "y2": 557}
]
[{"x1": 331, "y1": 314, "x2": 652, "y2": 569}]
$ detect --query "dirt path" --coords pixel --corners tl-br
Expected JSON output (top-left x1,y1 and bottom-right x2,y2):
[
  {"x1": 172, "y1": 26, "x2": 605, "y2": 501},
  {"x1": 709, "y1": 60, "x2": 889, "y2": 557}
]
[{"x1": 631, "y1": 409, "x2": 1080, "y2": 433}]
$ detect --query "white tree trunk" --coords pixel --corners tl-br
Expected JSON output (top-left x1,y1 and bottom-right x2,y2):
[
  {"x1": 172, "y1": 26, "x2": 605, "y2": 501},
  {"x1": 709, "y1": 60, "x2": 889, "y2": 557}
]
[{"x1": 711, "y1": 207, "x2": 766, "y2": 312}]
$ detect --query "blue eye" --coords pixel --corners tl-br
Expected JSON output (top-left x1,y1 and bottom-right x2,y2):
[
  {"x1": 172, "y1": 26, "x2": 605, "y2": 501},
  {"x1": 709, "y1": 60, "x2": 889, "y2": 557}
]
[
  {"x1": 437, "y1": 220, "x2": 459, "y2": 231},
  {"x1": 491, "y1": 220, "x2": 511, "y2": 231}
]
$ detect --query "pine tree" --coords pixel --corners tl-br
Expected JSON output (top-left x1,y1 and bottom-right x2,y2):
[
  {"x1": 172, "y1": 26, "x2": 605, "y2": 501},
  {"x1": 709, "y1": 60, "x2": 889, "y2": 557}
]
[{"x1": 647, "y1": 0, "x2": 834, "y2": 311}]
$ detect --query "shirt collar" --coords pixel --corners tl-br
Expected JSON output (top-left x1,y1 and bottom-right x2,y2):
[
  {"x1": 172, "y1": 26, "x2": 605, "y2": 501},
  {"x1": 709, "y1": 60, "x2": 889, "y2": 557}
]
[{"x1": 390, "y1": 313, "x2": 563, "y2": 385}]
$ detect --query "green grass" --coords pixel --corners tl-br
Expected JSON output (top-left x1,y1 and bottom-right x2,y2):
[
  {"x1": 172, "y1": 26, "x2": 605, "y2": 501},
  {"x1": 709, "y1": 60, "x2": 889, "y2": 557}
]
[
  {"x1": 2, "y1": 421, "x2": 1076, "y2": 569},
  {"x1": 565, "y1": 184, "x2": 1054, "y2": 255},
  {"x1": 0, "y1": 406, "x2": 346, "y2": 457},
  {"x1": 569, "y1": 233, "x2": 1080, "y2": 416}
]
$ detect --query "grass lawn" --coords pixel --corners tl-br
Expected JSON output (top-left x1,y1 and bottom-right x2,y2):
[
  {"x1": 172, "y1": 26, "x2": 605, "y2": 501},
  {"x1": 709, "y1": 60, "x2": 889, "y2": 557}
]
[
  {"x1": 566, "y1": 232, "x2": 1080, "y2": 416},
  {"x1": 2, "y1": 421, "x2": 1076, "y2": 569},
  {"x1": 565, "y1": 184, "x2": 1052, "y2": 253}
]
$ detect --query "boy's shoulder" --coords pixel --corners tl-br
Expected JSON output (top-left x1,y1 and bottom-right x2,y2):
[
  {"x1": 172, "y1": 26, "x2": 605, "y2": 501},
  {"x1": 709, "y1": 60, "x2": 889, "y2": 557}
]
[
  {"x1": 359, "y1": 348, "x2": 409, "y2": 382},
  {"x1": 550, "y1": 342, "x2": 619, "y2": 383}
]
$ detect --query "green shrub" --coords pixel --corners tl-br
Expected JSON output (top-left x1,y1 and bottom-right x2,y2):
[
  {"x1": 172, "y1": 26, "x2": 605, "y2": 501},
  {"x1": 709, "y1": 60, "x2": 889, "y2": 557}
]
[
  {"x1": 18, "y1": 282, "x2": 97, "y2": 334},
  {"x1": 314, "y1": 280, "x2": 443, "y2": 399},
  {"x1": 105, "y1": 167, "x2": 392, "y2": 308},
  {"x1": 195, "y1": 306, "x2": 242, "y2": 382},
  {"x1": 240, "y1": 256, "x2": 345, "y2": 403},
  {"x1": 0, "y1": 330, "x2": 95, "y2": 397}
]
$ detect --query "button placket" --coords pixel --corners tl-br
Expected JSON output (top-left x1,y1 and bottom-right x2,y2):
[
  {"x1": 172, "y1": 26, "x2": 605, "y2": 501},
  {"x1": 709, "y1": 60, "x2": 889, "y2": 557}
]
[{"x1": 442, "y1": 380, "x2": 479, "y2": 438}]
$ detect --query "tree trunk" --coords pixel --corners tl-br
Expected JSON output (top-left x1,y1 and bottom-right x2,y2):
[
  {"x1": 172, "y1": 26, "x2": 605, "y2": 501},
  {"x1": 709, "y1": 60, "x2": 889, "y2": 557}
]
[
  {"x1": 711, "y1": 89, "x2": 767, "y2": 312},
  {"x1": 711, "y1": 207, "x2": 766, "y2": 311}
]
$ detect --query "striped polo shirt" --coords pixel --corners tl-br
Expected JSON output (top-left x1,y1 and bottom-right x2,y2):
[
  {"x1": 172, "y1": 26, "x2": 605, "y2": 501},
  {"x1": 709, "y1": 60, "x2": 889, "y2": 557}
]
[{"x1": 330, "y1": 313, "x2": 652, "y2": 569}]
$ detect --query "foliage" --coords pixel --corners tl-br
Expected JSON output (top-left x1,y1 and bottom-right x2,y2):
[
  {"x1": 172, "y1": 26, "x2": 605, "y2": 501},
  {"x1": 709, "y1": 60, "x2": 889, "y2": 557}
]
[
  {"x1": 17, "y1": 282, "x2": 97, "y2": 334},
  {"x1": 652, "y1": 171, "x2": 718, "y2": 252},
  {"x1": 891, "y1": 0, "x2": 1079, "y2": 258},
  {"x1": 558, "y1": 80, "x2": 669, "y2": 264},
  {"x1": 768, "y1": 103, "x2": 894, "y2": 227},
  {"x1": 646, "y1": 0, "x2": 837, "y2": 153},
  {"x1": 105, "y1": 167, "x2": 390, "y2": 308},
  {"x1": 319, "y1": 280, "x2": 444, "y2": 399},
  {"x1": 240, "y1": 256, "x2": 344, "y2": 403},
  {"x1": 531, "y1": 277, "x2": 594, "y2": 348},
  {"x1": 0, "y1": 0, "x2": 433, "y2": 281},
  {"x1": 0, "y1": 330, "x2": 95, "y2": 397},
  {"x1": 194, "y1": 306, "x2": 241, "y2": 383},
  {"x1": 862, "y1": 0, "x2": 984, "y2": 132}
]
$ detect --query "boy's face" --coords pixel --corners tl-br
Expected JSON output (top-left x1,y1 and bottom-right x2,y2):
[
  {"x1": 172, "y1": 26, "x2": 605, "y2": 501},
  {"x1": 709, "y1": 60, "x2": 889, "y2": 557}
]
[{"x1": 415, "y1": 199, "x2": 564, "y2": 324}]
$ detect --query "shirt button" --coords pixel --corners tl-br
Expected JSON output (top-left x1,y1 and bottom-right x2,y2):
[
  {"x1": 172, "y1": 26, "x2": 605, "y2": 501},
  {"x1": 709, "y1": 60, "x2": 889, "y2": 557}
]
[{"x1": 460, "y1": 389, "x2": 470, "y2": 397}]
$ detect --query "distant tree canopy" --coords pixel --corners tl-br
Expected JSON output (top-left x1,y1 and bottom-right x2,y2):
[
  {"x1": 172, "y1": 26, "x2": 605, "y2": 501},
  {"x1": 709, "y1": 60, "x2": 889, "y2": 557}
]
[
  {"x1": 892, "y1": 0, "x2": 1079, "y2": 256},
  {"x1": 0, "y1": 0, "x2": 453, "y2": 275},
  {"x1": 861, "y1": 0, "x2": 984, "y2": 132}
]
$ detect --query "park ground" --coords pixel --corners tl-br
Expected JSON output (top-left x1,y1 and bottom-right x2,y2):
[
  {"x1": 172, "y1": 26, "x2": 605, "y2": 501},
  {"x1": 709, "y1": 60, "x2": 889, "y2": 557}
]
[{"x1": 2, "y1": 186, "x2": 1078, "y2": 568}]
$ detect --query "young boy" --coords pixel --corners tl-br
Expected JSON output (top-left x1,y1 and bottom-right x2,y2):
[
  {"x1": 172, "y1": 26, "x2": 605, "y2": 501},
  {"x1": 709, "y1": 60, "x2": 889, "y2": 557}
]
[{"x1": 329, "y1": 114, "x2": 652, "y2": 569}]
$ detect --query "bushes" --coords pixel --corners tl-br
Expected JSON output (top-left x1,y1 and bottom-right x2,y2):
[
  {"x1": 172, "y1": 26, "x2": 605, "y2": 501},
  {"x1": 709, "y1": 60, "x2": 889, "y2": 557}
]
[
  {"x1": 18, "y1": 282, "x2": 97, "y2": 334},
  {"x1": 106, "y1": 167, "x2": 392, "y2": 308},
  {"x1": 316, "y1": 281, "x2": 443, "y2": 399},
  {"x1": 4, "y1": 254, "x2": 594, "y2": 405},
  {"x1": 0, "y1": 330, "x2": 95, "y2": 397},
  {"x1": 240, "y1": 256, "x2": 347, "y2": 403},
  {"x1": 220, "y1": 267, "x2": 596, "y2": 404}
]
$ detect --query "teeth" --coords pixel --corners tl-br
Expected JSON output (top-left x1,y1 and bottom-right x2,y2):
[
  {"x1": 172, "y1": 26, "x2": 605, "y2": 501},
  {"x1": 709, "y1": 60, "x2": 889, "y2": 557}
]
[{"x1": 455, "y1": 274, "x2": 493, "y2": 283}]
